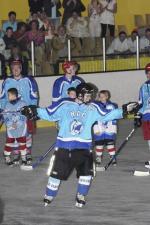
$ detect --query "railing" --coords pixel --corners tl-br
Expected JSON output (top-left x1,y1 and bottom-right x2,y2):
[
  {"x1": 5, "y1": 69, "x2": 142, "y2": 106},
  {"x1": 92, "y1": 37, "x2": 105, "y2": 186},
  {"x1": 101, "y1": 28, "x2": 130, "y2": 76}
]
[{"x1": 0, "y1": 36, "x2": 149, "y2": 78}]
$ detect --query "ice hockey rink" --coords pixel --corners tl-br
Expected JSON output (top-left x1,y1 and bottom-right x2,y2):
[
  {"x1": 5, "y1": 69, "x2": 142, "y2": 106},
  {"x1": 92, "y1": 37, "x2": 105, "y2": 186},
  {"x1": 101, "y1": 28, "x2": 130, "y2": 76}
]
[{"x1": 0, "y1": 119, "x2": 150, "y2": 225}]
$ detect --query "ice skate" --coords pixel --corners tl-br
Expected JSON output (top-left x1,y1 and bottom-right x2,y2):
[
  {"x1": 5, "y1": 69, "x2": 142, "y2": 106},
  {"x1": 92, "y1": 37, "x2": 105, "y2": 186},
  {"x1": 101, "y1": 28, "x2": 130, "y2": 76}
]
[
  {"x1": 145, "y1": 161, "x2": 150, "y2": 169},
  {"x1": 110, "y1": 156, "x2": 117, "y2": 166},
  {"x1": 43, "y1": 195, "x2": 54, "y2": 207},
  {"x1": 75, "y1": 193, "x2": 86, "y2": 208},
  {"x1": 13, "y1": 154, "x2": 20, "y2": 165},
  {"x1": 4, "y1": 156, "x2": 14, "y2": 167},
  {"x1": 95, "y1": 156, "x2": 102, "y2": 171},
  {"x1": 26, "y1": 154, "x2": 32, "y2": 165}
]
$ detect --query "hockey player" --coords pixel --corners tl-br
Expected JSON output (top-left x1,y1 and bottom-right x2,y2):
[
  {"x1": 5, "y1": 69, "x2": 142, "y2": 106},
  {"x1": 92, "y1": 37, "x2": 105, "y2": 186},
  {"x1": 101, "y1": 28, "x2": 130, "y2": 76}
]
[
  {"x1": 67, "y1": 87, "x2": 77, "y2": 99},
  {"x1": 52, "y1": 61, "x2": 84, "y2": 103},
  {"x1": 1, "y1": 88, "x2": 27, "y2": 166},
  {"x1": 134, "y1": 64, "x2": 150, "y2": 168},
  {"x1": 0, "y1": 60, "x2": 38, "y2": 164},
  {"x1": 21, "y1": 83, "x2": 135, "y2": 208},
  {"x1": 93, "y1": 90, "x2": 118, "y2": 169}
]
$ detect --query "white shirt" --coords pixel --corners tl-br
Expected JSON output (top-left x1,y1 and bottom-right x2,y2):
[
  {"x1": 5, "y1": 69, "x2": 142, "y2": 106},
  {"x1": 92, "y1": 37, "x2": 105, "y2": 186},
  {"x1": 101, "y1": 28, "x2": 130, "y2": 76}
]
[
  {"x1": 127, "y1": 37, "x2": 137, "y2": 53},
  {"x1": 107, "y1": 37, "x2": 129, "y2": 54},
  {"x1": 100, "y1": 0, "x2": 116, "y2": 25},
  {"x1": 66, "y1": 17, "x2": 89, "y2": 38},
  {"x1": 140, "y1": 36, "x2": 150, "y2": 51}
]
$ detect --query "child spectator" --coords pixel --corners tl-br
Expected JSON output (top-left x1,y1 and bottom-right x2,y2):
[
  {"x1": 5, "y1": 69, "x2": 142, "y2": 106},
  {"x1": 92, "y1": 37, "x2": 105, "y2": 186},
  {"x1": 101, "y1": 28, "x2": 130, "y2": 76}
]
[
  {"x1": 93, "y1": 90, "x2": 118, "y2": 169},
  {"x1": 1, "y1": 88, "x2": 27, "y2": 166},
  {"x1": 2, "y1": 11, "x2": 17, "y2": 32}
]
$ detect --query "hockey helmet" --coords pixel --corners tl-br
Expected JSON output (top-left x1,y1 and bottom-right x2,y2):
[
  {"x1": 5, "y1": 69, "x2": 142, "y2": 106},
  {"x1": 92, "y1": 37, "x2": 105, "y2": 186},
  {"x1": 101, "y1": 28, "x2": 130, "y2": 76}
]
[
  {"x1": 145, "y1": 63, "x2": 150, "y2": 73},
  {"x1": 76, "y1": 83, "x2": 94, "y2": 98},
  {"x1": 62, "y1": 60, "x2": 76, "y2": 73}
]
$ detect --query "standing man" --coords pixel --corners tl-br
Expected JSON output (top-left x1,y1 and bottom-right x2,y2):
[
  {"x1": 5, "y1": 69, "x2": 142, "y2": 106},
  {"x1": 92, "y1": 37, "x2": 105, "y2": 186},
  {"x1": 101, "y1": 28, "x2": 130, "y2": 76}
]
[
  {"x1": 0, "y1": 60, "x2": 38, "y2": 164},
  {"x1": 21, "y1": 83, "x2": 126, "y2": 208},
  {"x1": 52, "y1": 61, "x2": 84, "y2": 103},
  {"x1": 134, "y1": 64, "x2": 150, "y2": 168}
]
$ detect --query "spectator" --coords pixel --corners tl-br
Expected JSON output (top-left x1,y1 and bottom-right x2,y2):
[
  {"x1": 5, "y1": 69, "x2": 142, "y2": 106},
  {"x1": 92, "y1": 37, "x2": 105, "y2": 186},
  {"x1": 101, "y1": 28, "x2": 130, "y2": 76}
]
[
  {"x1": 128, "y1": 30, "x2": 139, "y2": 53},
  {"x1": 26, "y1": 20, "x2": 44, "y2": 46},
  {"x1": 43, "y1": 0, "x2": 62, "y2": 28},
  {"x1": 88, "y1": 0, "x2": 101, "y2": 38},
  {"x1": 48, "y1": 25, "x2": 69, "y2": 74},
  {"x1": 3, "y1": 27, "x2": 17, "y2": 50},
  {"x1": 2, "y1": 11, "x2": 17, "y2": 32},
  {"x1": 66, "y1": 11, "x2": 91, "y2": 56},
  {"x1": 88, "y1": 0, "x2": 102, "y2": 55},
  {"x1": 28, "y1": 0, "x2": 43, "y2": 14},
  {"x1": 62, "y1": 0, "x2": 85, "y2": 25},
  {"x1": 99, "y1": 0, "x2": 117, "y2": 39},
  {"x1": 26, "y1": 20, "x2": 45, "y2": 75},
  {"x1": 13, "y1": 22, "x2": 28, "y2": 51},
  {"x1": 140, "y1": 28, "x2": 150, "y2": 53},
  {"x1": 107, "y1": 31, "x2": 129, "y2": 55},
  {"x1": 9, "y1": 45, "x2": 29, "y2": 76}
]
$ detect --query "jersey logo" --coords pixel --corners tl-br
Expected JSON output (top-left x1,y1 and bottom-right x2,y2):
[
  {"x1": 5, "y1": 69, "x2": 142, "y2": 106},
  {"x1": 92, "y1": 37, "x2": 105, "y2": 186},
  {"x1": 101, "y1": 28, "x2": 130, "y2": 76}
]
[
  {"x1": 147, "y1": 97, "x2": 150, "y2": 106},
  {"x1": 70, "y1": 119, "x2": 83, "y2": 135}
]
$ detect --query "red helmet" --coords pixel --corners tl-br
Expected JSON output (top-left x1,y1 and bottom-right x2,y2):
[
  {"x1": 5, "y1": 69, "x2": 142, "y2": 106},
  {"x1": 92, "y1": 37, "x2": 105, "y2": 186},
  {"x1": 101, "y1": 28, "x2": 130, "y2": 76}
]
[
  {"x1": 10, "y1": 60, "x2": 22, "y2": 67},
  {"x1": 145, "y1": 63, "x2": 150, "y2": 73},
  {"x1": 62, "y1": 61, "x2": 76, "y2": 73}
]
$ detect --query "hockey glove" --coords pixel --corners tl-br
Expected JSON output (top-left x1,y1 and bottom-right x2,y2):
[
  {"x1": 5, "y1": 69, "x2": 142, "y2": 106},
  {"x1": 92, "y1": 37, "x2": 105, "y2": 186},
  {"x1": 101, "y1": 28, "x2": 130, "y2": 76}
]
[
  {"x1": 21, "y1": 105, "x2": 38, "y2": 120},
  {"x1": 134, "y1": 113, "x2": 142, "y2": 127},
  {"x1": 122, "y1": 102, "x2": 140, "y2": 117}
]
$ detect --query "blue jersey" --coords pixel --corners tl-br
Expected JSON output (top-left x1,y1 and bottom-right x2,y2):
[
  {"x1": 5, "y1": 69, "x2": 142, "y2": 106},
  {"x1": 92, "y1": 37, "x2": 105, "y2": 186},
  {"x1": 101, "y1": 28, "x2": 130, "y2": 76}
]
[
  {"x1": 52, "y1": 75, "x2": 84, "y2": 102},
  {"x1": 3, "y1": 99, "x2": 27, "y2": 138},
  {"x1": 0, "y1": 76, "x2": 38, "y2": 109},
  {"x1": 139, "y1": 80, "x2": 150, "y2": 121},
  {"x1": 93, "y1": 101, "x2": 118, "y2": 141},
  {"x1": 37, "y1": 99, "x2": 123, "y2": 150}
]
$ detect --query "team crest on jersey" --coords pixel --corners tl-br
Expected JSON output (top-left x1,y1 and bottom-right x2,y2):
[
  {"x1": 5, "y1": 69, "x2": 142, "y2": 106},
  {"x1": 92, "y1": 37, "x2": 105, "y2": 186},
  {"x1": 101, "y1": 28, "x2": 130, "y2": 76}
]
[
  {"x1": 70, "y1": 119, "x2": 83, "y2": 135},
  {"x1": 147, "y1": 97, "x2": 150, "y2": 106}
]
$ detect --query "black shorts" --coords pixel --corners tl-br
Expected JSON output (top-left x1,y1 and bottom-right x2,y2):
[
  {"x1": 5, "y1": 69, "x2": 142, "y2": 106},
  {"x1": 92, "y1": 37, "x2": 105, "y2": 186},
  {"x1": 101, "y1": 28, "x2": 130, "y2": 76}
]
[
  {"x1": 50, "y1": 148, "x2": 93, "y2": 180},
  {"x1": 95, "y1": 139, "x2": 115, "y2": 146}
]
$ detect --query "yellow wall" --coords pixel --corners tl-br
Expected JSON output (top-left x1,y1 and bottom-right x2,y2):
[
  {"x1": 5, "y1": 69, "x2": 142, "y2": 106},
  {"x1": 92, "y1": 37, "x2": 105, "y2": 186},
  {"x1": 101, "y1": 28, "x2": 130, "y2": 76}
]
[{"x1": 0, "y1": 0, "x2": 150, "y2": 33}]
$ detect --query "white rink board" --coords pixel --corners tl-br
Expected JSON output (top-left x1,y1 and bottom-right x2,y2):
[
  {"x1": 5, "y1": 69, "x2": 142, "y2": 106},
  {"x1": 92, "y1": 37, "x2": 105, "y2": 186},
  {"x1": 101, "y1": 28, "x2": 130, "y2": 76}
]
[{"x1": 0, "y1": 70, "x2": 146, "y2": 107}]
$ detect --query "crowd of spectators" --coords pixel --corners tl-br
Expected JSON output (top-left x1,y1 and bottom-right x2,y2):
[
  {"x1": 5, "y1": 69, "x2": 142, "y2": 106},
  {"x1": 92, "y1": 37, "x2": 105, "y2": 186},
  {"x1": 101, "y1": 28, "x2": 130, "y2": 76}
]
[{"x1": 0, "y1": 0, "x2": 150, "y2": 76}]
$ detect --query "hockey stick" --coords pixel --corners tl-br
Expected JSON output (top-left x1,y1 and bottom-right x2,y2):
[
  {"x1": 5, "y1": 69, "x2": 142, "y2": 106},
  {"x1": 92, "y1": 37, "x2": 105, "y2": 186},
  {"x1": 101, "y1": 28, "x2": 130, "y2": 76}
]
[
  {"x1": 97, "y1": 127, "x2": 137, "y2": 172},
  {"x1": 20, "y1": 143, "x2": 55, "y2": 171}
]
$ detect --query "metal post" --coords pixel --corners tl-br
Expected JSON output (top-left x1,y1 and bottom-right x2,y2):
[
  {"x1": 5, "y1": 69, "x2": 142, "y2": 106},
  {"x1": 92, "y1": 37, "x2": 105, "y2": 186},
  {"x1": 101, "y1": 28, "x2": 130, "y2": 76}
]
[
  {"x1": 31, "y1": 41, "x2": 35, "y2": 76},
  {"x1": 68, "y1": 39, "x2": 71, "y2": 61},
  {"x1": 102, "y1": 37, "x2": 106, "y2": 72},
  {"x1": 136, "y1": 35, "x2": 140, "y2": 69}
]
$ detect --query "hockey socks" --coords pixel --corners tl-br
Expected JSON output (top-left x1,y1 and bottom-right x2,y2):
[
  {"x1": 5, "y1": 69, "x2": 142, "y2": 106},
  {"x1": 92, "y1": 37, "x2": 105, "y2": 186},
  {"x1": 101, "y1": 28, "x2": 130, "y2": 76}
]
[
  {"x1": 44, "y1": 177, "x2": 61, "y2": 206},
  {"x1": 76, "y1": 176, "x2": 92, "y2": 208},
  {"x1": 77, "y1": 175, "x2": 92, "y2": 195}
]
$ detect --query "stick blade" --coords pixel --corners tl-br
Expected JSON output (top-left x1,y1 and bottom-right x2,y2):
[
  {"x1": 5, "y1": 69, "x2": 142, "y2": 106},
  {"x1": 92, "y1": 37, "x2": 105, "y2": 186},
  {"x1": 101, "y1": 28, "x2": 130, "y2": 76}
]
[
  {"x1": 133, "y1": 170, "x2": 150, "y2": 177},
  {"x1": 96, "y1": 166, "x2": 106, "y2": 172},
  {"x1": 20, "y1": 165, "x2": 33, "y2": 171}
]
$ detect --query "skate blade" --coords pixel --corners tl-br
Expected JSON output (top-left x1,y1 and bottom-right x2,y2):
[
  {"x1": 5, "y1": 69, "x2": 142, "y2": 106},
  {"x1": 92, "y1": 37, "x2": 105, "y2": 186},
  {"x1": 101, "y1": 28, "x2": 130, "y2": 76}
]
[
  {"x1": 96, "y1": 166, "x2": 105, "y2": 172},
  {"x1": 133, "y1": 170, "x2": 150, "y2": 176},
  {"x1": 44, "y1": 203, "x2": 48, "y2": 207},
  {"x1": 20, "y1": 165, "x2": 33, "y2": 171}
]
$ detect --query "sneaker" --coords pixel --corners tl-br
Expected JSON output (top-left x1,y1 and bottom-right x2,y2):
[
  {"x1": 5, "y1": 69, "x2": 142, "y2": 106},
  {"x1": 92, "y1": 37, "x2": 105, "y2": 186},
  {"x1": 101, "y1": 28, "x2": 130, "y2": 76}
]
[
  {"x1": 145, "y1": 161, "x2": 150, "y2": 169},
  {"x1": 75, "y1": 193, "x2": 86, "y2": 208},
  {"x1": 43, "y1": 195, "x2": 54, "y2": 207},
  {"x1": 95, "y1": 156, "x2": 102, "y2": 171}
]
